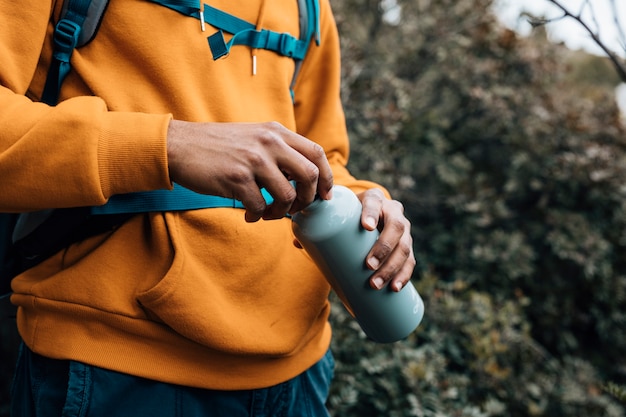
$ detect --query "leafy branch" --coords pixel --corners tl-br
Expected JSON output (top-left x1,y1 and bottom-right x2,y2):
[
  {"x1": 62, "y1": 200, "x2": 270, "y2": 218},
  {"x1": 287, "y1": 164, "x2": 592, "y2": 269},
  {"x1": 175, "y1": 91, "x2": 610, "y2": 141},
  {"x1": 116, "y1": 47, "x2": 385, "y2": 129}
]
[{"x1": 604, "y1": 382, "x2": 626, "y2": 404}]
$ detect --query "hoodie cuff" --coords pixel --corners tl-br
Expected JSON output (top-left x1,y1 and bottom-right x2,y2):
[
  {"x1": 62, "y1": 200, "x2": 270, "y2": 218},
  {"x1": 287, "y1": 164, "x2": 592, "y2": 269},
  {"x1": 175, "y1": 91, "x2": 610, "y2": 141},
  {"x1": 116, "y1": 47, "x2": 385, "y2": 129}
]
[{"x1": 98, "y1": 112, "x2": 173, "y2": 198}]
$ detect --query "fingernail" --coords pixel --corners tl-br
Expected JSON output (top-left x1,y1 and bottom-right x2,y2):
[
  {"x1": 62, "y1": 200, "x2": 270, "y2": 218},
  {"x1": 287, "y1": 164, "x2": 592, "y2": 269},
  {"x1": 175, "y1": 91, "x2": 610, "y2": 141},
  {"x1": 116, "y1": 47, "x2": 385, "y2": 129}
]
[
  {"x1": 393, "y1": 281, "x2": 403, "y2": 292},
  {"x1": 372, "y1": 277, "x2": 384, "y2": 289},
  {"x1": 365, "y1": 216, "x2": 376, "y2": 229},
  {"x1": 368, "y1": 256, "x2": 380, "y2": 270}
]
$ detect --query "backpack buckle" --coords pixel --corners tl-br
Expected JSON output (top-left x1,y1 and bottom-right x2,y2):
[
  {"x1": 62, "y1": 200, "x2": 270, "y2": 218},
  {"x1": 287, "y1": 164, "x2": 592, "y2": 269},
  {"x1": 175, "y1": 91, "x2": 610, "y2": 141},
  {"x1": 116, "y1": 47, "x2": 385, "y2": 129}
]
[
  {"x1": 277, "y1": 33, "x2": 297, "y2": 58},
  {"x1": 53, "y1": 19, "x2": 82, "y2": 59}
]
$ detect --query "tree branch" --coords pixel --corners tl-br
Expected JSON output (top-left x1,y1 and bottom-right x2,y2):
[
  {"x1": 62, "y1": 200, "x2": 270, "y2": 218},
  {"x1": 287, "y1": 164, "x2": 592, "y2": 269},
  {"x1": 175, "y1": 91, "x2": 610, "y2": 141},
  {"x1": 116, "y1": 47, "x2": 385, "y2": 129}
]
[
  {"x1": 609, "y1": 0, "x2": 626, "y2": 52},
  {"x1": 532, "y1": 0, "x2": 626, "y2": 82}
]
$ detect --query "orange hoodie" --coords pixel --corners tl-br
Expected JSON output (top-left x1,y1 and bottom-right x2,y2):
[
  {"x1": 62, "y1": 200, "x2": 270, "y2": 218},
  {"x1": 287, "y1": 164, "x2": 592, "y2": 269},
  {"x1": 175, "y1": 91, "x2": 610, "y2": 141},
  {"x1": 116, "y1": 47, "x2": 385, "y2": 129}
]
[{"x1": 0, "y1": 0, "x2": 386, "y2": 389}]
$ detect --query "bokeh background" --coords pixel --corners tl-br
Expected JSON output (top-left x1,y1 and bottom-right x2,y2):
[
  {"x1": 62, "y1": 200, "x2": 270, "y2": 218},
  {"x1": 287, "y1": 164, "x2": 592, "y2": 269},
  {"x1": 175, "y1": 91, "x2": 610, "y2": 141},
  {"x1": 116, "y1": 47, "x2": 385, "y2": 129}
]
[{"x1": 2, "y1": 0, "x2": 626, "y2": 415}]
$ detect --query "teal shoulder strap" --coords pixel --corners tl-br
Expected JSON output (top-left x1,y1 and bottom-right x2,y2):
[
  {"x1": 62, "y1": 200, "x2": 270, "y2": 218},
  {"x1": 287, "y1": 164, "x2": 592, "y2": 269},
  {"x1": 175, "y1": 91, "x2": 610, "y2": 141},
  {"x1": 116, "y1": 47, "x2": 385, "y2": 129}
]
[
  {"x1": 7, "y1": 0, "x2": 317, "y2": 294},
  {"x1": 41, "y1": 0, "x2": 109, "y2": 105},
  {"x1": 149, "y1": 0, "x2": 320, "y2": 100},
  {"x1": 42, "y1": 0, "x2": 320, "y2": 105},
  {"x1": 290, "y1": 0, "x2": 320, "y2": 99},
  {"x1": 40, "y1": 0, "x2": 319, "y2": 216},
  {"x1": 90, "y1": 184, "x2": 276, "y2": 214}
]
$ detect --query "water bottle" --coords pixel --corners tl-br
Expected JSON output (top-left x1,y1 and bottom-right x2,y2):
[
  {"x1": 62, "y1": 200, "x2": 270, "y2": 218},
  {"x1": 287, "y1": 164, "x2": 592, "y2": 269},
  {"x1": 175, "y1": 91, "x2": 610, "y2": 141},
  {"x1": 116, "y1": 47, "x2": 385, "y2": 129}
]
[{"x1": 291, "y1": 185, "x2": 424, "y2": 343}]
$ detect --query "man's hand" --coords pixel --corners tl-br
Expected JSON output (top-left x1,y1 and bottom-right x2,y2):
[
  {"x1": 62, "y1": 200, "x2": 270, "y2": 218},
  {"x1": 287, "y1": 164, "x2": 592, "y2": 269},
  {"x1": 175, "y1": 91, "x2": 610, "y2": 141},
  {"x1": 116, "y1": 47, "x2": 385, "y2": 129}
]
[
  {"x1": 166, "y1": 120, "x2": 334, "y2": 222},
  {"x1": 359, "y1": 189, "x2": 416, "y2": 292}
]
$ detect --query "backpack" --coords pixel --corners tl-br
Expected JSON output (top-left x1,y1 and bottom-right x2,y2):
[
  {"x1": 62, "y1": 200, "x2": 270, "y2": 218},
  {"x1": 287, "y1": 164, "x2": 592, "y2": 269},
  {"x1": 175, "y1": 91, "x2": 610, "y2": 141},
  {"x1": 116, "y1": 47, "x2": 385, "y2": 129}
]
[
  {"x1": 0, "y1": 0, "x2": 320, "y2": 297},
  {"x1": 0, "y1": 215, "x2": 19, "y2": 297}
]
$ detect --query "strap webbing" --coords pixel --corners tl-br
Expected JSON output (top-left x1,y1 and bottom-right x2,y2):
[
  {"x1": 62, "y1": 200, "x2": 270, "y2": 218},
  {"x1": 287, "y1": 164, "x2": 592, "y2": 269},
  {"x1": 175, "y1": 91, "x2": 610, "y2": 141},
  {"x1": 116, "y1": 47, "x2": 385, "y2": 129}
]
[
  {"x1": 90, "y1": 183, "x2": 275, "y2": 214},
  {"x1": 39, "y1": 0, "x2": 318, "y2": 216},
  {"x1": 290, "y1": 0, "x2": 319, "y2": 99},
  {"x1": 200, "y1": 3, "x2": 252, "y2": 34},
  {"x1": 41, "y1": 0, "x2": 92, "y2": 105},
  {"x1": 208, "y1": 28, "x2": 307, "y2": 60},
  {"x1": 147, "y1": 0, "x2": 198, "y2": 15},
  {"x1": 148, "y1": 1, "x2": 310, "y2": 61}
]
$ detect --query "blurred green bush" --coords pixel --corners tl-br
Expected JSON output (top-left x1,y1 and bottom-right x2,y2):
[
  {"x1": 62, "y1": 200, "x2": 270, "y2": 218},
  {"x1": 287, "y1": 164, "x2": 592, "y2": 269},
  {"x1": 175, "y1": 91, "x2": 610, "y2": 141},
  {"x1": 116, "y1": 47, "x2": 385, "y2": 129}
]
[{"x1": 328, "y1": 0, "x2": 626, "y2": 415}]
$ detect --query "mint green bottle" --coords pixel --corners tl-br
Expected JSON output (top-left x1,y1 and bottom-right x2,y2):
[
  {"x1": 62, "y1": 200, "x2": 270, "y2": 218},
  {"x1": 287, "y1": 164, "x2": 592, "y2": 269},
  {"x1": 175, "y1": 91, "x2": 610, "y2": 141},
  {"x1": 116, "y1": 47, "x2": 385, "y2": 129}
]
[{"x1": 292, "y1": 185, "x2": 424, "y2": 343}]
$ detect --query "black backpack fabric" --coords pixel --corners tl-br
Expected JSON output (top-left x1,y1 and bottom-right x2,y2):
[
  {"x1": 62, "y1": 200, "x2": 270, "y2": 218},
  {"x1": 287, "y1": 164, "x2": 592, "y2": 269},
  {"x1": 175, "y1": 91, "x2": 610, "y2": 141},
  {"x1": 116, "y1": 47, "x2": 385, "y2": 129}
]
[{"x1": 0, "y1": 214, "x2": 19, "y2": 297}]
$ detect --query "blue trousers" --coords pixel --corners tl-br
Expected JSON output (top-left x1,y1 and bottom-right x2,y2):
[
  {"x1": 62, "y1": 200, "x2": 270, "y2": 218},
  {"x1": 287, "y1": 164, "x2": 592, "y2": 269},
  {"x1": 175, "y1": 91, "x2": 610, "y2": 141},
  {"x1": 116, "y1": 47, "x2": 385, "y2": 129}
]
[{"x1": 11, "y1": 344, "x2": 334, "y2": 417}]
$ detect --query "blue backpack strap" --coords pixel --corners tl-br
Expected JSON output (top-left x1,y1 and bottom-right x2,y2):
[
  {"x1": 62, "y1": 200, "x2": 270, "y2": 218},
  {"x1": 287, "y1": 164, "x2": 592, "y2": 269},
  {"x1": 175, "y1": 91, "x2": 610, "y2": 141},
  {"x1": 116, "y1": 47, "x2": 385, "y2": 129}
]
[
  {"x1": 91, "y1": 0, "x2": 319, "y2": 216},
  {"x1": 42, "y1": 0, "x2": 319, "y2": 105},
  {"x1": 291, "y1": 0, "x2": 320, "y2": 99},
  {"x1": 148, "y1": 0, "x2": 320, "y2": 99},
  {"x1": 203, "y1": 3, "x2": 309, "y2": 61},
  {"x1": 149, "y1": 0, "x2": 319, "y2": 62},
  {"x1": 41, "y1": 0, "x2": 109, "y2": 105},
  {"x1": 146, "y1": 0, "x2": 199, "y2": 15},
  {"x1": 39, "y1": 0, "x2": 318, "y2": 216},
  {"x1": 6, "y1": 0, "x2": 315, "y2": 294},
  {"x1": 90, "y1": 184, "x2": 276, "y2": 214}
]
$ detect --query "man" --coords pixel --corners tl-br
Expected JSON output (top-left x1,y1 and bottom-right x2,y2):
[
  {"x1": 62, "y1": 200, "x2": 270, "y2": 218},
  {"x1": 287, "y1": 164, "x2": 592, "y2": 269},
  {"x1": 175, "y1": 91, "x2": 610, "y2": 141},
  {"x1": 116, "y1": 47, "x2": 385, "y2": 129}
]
[{"x1": 1, "y1": 0, "x2": 415, "y2": 415}]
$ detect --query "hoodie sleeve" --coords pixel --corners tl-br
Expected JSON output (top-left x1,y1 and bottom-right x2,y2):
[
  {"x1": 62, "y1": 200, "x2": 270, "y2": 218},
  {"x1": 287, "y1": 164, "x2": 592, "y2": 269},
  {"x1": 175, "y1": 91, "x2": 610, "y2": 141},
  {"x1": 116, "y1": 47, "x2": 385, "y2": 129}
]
[{"x1": 0, "y1": 2, "x2": 172, "y2": 213}]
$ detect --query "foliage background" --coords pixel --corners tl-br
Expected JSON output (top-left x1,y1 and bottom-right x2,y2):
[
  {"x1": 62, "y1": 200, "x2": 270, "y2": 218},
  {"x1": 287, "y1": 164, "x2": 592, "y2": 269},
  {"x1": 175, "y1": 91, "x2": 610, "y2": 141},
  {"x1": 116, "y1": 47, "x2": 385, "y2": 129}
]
[
  {"x1": 327, "y1": 0, "x2": 626, "y2": 415},
  {"x1": 2, "y1": 0, "x2": 626, "y2": 415}
]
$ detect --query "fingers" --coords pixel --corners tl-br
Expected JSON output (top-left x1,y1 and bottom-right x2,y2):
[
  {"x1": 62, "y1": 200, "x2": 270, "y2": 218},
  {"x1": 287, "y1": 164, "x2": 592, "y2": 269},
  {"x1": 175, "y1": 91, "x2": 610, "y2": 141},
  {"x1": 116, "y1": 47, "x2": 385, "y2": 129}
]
[
  {"x1": 279, "y1": 129, "x2": 334, "y2": 209},
  {"x1": 248, "y1": 123, "x2": 333, "y2": 220},
  {"x1": 359, "y1": 188, "x2": 385, "y2": 231},
  {"x1": 359, "y1": 190, "x2": 416, "y2": 292},
  {"x1": 166, "y1": 120, "x2": 334, "y2": 222}
]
